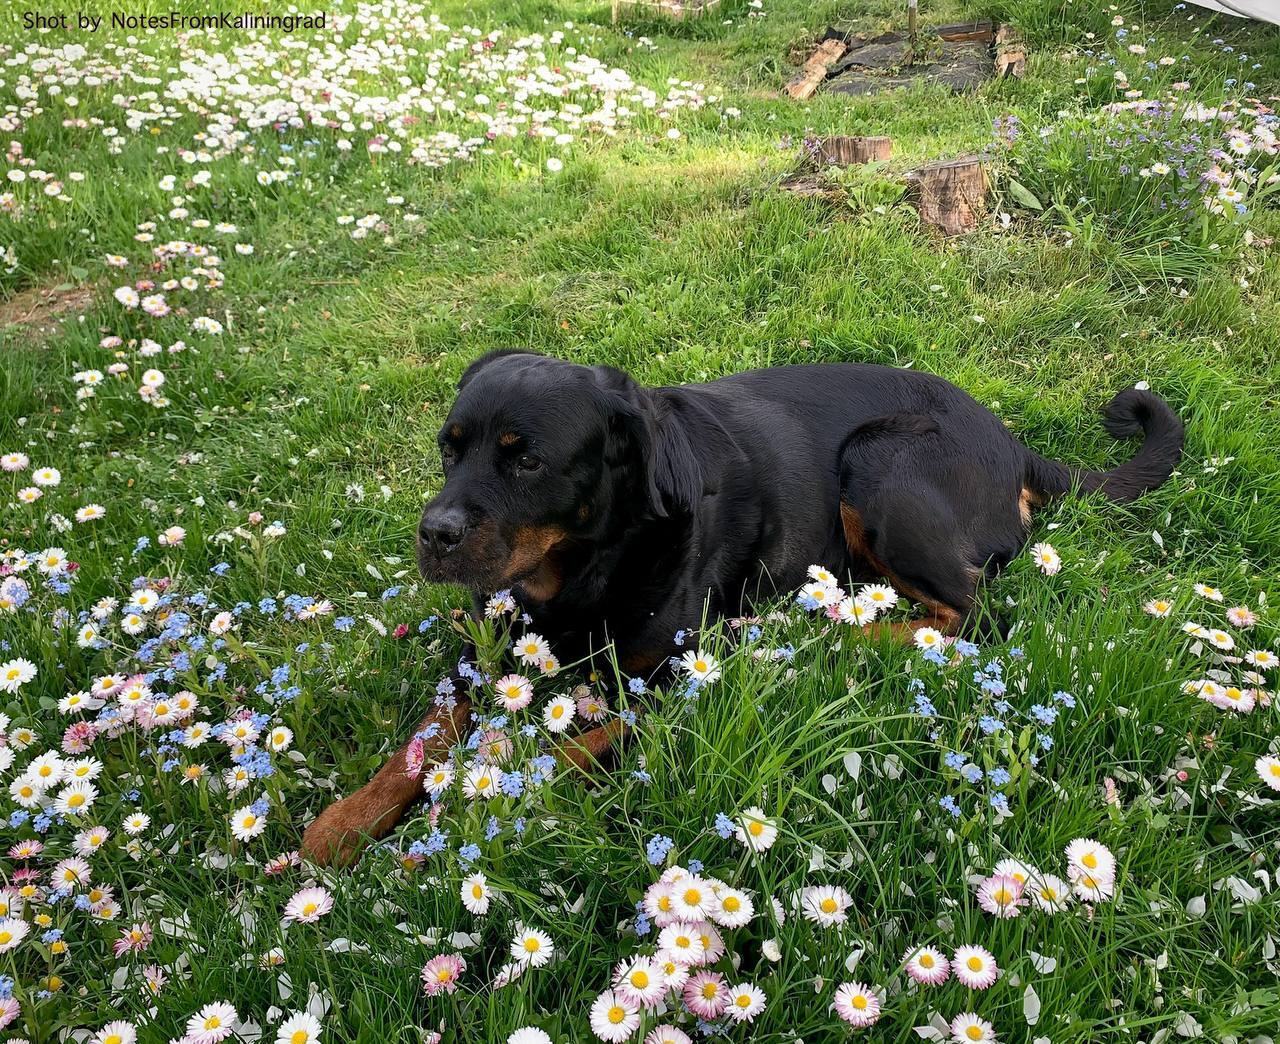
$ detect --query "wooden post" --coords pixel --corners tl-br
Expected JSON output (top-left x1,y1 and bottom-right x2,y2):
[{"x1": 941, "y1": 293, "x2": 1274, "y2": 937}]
[
  {"x1": 817, "y1": 135, "x2": 893, "y2": 166},
  {"x1": 785, "y1": 38, "x2": 847, "y2": 100},
  {"x1": 904, "y1": 157, "x2": 987, "y2": 236}
]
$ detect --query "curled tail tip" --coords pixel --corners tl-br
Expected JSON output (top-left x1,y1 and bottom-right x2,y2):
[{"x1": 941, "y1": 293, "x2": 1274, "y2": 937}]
[{"x1": 1100, "y1": 386, "x2": 1184, "y2": 444}]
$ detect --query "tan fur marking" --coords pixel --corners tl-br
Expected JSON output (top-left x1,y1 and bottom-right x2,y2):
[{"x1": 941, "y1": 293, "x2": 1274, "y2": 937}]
[
  {"x1": 498, "y1": 431, "x2": 520, "y2": 447},
  {"x1": 1018, "y1": 486, "x2": 1040, "y2": 527},
  {"x1": 448, "y1": 423, "x2": 463, "y2": 439},
  {"x1": 504, "y1": 524, "x2": 569, "y2": 602},
  {"x1": 840, "y1": 502, "x2": 966, "y2": 641}
]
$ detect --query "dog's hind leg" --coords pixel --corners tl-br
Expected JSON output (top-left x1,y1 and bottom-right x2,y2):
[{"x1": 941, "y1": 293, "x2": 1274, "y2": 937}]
[
  {"x1": 840, "y1": 493, "x2": 978, "y2": 640},
  {"x1": 301, "y1": 696, "x2": 472, "y2": 868}
]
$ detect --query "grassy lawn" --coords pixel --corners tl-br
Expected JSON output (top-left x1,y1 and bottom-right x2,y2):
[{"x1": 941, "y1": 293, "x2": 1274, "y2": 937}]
[{"x1": 1, "y1": 0, "x2": 1279, "y2": 1041}]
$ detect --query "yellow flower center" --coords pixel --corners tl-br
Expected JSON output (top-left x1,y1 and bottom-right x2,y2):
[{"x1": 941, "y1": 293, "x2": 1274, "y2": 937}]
[
  {"x1": 694, "y1": 660, "x2": 707, "y2": 672},
  {"x1": 204, "y1": 1017, "x2": 221, "y2": 1030},
  {"x1": 302, "y1": 902, "x2": 318, "y2": 917},
  {"x1": 967, "y1": 1027, "x2": 983, "y2": 1041},
  {"x1": 472, "y1": 885, "x2": 483, "y2": 899},
  {"x1": 524, "y1": 938, "x2": 540, "y2": 952},
  {"x1": 736, "y1": 994, "x2": 751, "y2": 1008},
  {"x1": 852, "y1": 994, "x2": 867, "y2": 1010},
  {"x1": 683, "y1": 888, "x2": 701, "y2": 905},
  {"x1": 724, "y1": 897, "x2": 740, "y2": 912},
  {"x1": 1082, "y1": 852, "x2": 1098, "y2": 869},
  {"x1": 292, "y1": 1033, "x2": 309, "y2": 1044},
  {"x1": 608, "y1": 1006, "x2": 625, "y2": 1025},
  {"x1": 702, "y1": 982, "x2": 719, "y2": 999},
  {"x1": 748, "y1": 822, "x2": 763, "y2": 836},
  {"x1": 820, "y1": 898, "x2": 838, "y2": 913},
  {"x1": 920, "y1": 953, "x2": 934, "y2": 968},
  {"x1": 993, "y1": 887, "x2": 1012, "y2": 904}
]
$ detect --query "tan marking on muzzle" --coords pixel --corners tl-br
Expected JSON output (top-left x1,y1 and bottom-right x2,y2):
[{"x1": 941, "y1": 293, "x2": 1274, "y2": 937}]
[{"x1": 504, "y1": 524, "x2": 568, "y2": 602}]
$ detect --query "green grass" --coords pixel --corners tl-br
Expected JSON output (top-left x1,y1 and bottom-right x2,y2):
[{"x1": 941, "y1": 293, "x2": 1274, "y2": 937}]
[{"x1": 1, "y1": 0, "x2": 1279, "y2": 1042}]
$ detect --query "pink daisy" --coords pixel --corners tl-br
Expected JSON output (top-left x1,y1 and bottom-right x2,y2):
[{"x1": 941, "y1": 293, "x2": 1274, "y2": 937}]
[
  {"x1": 421, "y1": 953, "x2": 466, "y2": 996},
  {"x1": 682, "y1": 970, "x2": 729, "y2": 1019},
  {"x1": 976, "y1": 874, "x2": 1026, "y2": 918},
  {"x1": 903, "y1": 944, "x2": 950, "y2": 985},
  {"x1": 185, "y1": 1000, "x2": 237, "y2": 1044},
  {"x1": 1227, "y1": 606, "x2": 1256, "y2": 628},
  {"x1": 833, "y1": 981, "x2": 881, "y2": 1027},
  {"x1": 282, "y1": 886, "x2": 332, "y2": 924}
]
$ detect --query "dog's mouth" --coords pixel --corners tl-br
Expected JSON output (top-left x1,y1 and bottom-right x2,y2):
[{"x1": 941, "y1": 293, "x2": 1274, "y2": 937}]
[{"x1": 417, "y1": 522, "x2": 569, "y2": 601}]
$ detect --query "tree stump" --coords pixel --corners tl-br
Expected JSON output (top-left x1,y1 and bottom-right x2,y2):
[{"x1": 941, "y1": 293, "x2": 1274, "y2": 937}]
[
  {"x1": 786, "y1": 38, "x2": 847, "y2": 100},
  {"x1": 817, "y1": 135, "x2": 893, "y2": 167},
  {"x1": 904, "y1": 157, "x2": 987, "y2": 236},
  {"x1": 994, "y1": 24, "x2": 1027, "y2": 78}
]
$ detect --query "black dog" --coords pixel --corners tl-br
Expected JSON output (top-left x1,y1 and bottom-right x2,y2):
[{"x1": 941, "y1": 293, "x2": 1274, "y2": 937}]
[{"x1": 301, "y1": 351, "x2": 1182, "y2": 864}]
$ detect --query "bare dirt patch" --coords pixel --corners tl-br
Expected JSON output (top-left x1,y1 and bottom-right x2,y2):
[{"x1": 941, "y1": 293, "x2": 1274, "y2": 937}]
[{"x1": 0, "y1": 281, "x2": 97, "y2": 343}]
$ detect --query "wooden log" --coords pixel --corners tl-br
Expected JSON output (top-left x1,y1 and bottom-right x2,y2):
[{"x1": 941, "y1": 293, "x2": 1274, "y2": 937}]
[
  {"x1": 818, "y1": 135, "x2": 892, "y2": 166},
  {"x1": 779, "y1": 173, "x2": 842, "y2": 201},
  {"x1": 994, "y1": 24, "x2": 1027, "y2": 78},
  {"x1": 786, "y1": 38, "x2": 847, "y2": 100},
  {"x1": 904, "y1": 157, "x2": 987, "y2": 236},
  {"x1": 934, "y1": 20, "x2": 995, "y2": 42}
]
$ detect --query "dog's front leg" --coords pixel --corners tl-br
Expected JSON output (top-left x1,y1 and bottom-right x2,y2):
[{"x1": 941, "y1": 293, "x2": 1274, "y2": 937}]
[{"x1": 300, "y1": 694, "x2": 473, "y2": 868}]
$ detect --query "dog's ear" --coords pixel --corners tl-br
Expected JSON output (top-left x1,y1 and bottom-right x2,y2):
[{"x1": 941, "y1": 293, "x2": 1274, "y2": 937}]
[
  {"x1": 593, "y1": 365, "x2": 702, "y2": 519},
  {"x1": 457, "y1": 349, "x2": 539, "y2": 392}
]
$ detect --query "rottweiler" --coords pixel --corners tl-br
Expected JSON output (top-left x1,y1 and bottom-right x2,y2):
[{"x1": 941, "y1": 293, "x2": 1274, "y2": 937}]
[{"x1": 301, "y1": 351, "x2": 1182, "y2": 865}]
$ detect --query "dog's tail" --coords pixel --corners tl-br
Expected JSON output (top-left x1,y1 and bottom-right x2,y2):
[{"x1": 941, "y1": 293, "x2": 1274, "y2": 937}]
[{"x1": 1025, "y1": 388, "x2": 1184, "y2": 504}]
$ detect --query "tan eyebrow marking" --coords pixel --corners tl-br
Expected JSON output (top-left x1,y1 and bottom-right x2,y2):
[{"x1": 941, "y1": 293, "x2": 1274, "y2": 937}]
[
  {"x1": 498, "y1": 432, "x2": 520, "y2": 447},
  {"x1": 448, "y1": 424, "x2": 463, "y2": 439}
]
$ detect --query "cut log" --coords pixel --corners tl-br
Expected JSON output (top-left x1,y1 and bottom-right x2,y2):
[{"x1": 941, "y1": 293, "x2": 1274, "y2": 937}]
[
  {"x1": 994, "y1": 24, "x2": 1027, "y2": 78},
  {"x1": 817, "y1": 135, "x2": 893, "y2": 166},
  {"x1": 786, "y1": 38, "x2": 847, "y2": 100},
  {"x1": 904, "y1": 157, "x2": 987, "y2": 236}
]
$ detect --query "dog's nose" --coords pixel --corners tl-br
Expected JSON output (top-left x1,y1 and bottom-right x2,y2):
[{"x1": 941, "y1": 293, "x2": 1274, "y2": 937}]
[{"x1": 420, "y1": 507, "x2": 468, "y2": 556}]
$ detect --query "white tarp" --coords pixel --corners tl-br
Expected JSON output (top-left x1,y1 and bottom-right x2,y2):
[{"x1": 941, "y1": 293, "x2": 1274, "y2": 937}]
[{"x1": 1185, "y1": 0, "x2": 1280, "y2": 25}]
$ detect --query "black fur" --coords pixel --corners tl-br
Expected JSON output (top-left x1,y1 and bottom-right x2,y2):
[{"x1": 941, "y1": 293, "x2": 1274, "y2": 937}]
[{"x1": 417, "y1": 353, "x2": 1183, "y2": 673}]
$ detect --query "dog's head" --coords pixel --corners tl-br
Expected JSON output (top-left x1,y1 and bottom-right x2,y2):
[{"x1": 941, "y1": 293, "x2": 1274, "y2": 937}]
[{"x1": 417, "y1": 351, "x2": 701, "y2": 601}]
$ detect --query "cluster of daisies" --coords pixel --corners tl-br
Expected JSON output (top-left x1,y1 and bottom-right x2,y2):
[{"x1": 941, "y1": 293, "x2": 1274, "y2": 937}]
[
  {"x1": 796, "y1": 563, "x2": 902, "y2": 629},
  {"x1": 1144, "y1": 583, "x2": 1279, "y2": 793},
  {"x1": 975, "y1": 839, "x2": 1119, "y2": 918},
  {"x1": 0, "y1": 515, "x2": 439, "y2": 1033},
  {"x1": 585, "y1": 862, "x2": 767, "y2": 1042},
  {"x1": 2, "y1": 1, "x2": 711, "y2": 223},
  {"x1": 991, "y1": 12, "x2": 1280, "y2": 241}
]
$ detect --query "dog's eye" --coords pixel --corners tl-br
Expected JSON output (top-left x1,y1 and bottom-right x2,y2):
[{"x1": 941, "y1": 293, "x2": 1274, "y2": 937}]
[
  {"x1": 516, "y1": 455, "x2": 542, "y2": 473},
  {"x1": 439, "y1": 445, "x2": 457, "y2": 466}
]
